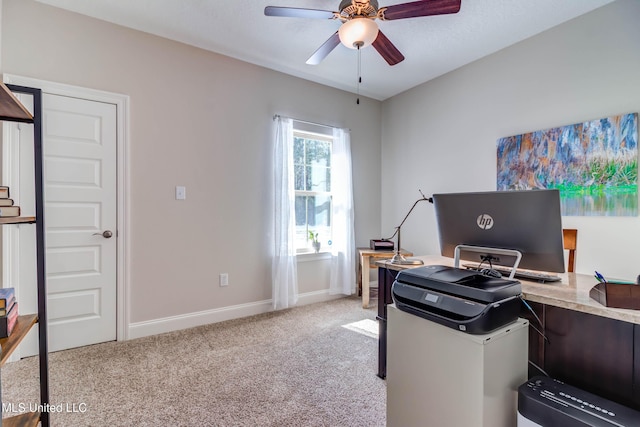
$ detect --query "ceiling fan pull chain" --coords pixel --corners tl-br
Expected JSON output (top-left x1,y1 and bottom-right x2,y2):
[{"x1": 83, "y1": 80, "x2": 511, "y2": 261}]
[{"x1": 357, "y1": 44, "x2": 361, "y2": 105}]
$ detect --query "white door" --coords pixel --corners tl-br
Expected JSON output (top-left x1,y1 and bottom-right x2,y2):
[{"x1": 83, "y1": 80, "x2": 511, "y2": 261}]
[{"x1": 43, "y1": 93, "x2": 117, "y2": 352}]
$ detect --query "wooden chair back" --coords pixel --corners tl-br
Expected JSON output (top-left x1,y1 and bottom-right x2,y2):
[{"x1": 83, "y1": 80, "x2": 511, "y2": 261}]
[{"x1": 563, "y1": 229, "x2": 578, "y2": 273}]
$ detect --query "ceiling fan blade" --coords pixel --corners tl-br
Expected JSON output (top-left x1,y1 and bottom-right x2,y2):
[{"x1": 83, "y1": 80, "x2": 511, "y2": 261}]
[
  {"x1": 372, "y1": 31, "x2": 405, "y2": 66},
  {"x1": 381, "y1": 0, "x2": 461, "y2": 21},
  {"x1": 306, "y1": 32, "x2": 341, "y2": 65},
  {"x1": 264, "y1": 6, "x2": 335, "y2": 19}
]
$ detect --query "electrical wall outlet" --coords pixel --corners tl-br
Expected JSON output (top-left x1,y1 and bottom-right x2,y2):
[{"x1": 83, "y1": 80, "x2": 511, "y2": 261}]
[
  {"x1": 219, "y1": 273, "x2": 229, "y2": 287},
  {"x1": 175, "y1": 186, "x2": 186, "y2": 200}
]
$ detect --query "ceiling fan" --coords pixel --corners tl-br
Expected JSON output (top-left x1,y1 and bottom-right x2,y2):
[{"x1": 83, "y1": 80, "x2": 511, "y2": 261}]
[{"x1": 264, "y1": 0, "x2": 462, "y2": 66}]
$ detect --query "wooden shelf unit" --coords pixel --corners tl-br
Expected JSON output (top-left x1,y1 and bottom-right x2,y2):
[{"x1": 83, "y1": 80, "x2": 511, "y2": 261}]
[
  {"x1": 0, "y1": 82, "x2": 33, "y2": 123},
  {"x1": 0, "y1": 315, "x2": 38, "y2": 367},
  {"x1": 0, "y1": 84, "x2": 50, "y2": 427},
  {"x1": 0, "y1": 217, "x2": 36, "y2": 225}
]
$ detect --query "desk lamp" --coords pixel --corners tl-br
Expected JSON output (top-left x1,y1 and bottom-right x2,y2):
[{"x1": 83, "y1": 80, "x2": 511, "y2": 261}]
[{"x1": 384, "y1": 190, "x2": 433, "y2": 265}]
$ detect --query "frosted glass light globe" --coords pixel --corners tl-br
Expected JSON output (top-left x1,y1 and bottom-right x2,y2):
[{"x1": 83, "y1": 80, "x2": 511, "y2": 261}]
[{"x1": 339, "y1": 18, "x2": 379, "y2": 49}]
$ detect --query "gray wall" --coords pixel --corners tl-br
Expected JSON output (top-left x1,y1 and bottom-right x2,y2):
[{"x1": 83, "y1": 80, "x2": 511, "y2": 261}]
[
  {"x1": 381, "y1": 0, "x2": 640, "y2": 279},
  {"x1": 4, "y1": 0, "x2": 638, "y2": 337},
  {"x1": 1, "y1": 0, "x2": 382, "y2": 330}
]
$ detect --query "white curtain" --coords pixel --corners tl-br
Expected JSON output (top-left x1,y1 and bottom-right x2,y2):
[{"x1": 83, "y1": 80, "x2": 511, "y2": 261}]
[
  {"x1": 272, "y1": 116, "x2": 298, "y2": 310},
  {"x1": 330, "y1": 128, "x2": 356, "y2": 295}
]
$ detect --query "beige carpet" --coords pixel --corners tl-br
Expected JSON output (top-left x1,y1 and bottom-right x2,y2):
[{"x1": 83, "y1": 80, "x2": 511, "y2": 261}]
[{"x1": 1, "y1": 297, "x2": 385, "y2": 426}]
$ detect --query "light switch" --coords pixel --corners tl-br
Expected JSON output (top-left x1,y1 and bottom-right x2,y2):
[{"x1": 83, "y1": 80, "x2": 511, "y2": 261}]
[{"x1": 175, "y1": 186, "x2": 186, "y2": 200}]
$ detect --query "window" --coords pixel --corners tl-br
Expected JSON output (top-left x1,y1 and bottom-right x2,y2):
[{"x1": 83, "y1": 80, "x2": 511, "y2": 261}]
[
  {"x1": 293, "y1": 129, "x2": 333, "y2": 252},
  {"x1": 273, "y1": 115, "x2": 354, "y2": 299}
]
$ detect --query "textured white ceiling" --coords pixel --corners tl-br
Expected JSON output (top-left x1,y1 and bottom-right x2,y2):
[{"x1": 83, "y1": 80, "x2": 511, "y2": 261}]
[{"x1": 35, "y1": 0, "x2": 615, "y2": 100}]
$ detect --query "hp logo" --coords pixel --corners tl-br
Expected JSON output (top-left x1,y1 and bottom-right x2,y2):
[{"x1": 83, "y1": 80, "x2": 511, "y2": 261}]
[{"x1": 477, "y1": 214, "x2": 494, "y2": 230}]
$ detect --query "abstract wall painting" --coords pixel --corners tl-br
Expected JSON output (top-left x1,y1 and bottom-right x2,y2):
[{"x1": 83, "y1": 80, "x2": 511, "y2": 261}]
[{"x1": 497, "y1": 113, "x2": 638, "y2": 216}]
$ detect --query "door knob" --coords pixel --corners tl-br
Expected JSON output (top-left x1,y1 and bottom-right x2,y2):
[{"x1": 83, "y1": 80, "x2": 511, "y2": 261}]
[{"x1": 93, "y1": 230, "x2": 113, "y2": 238}]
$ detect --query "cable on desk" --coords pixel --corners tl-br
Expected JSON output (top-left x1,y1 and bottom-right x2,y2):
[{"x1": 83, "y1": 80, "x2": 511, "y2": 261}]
[{"x1": 520, "y1": 297, "x2": 549, "y2": 344}]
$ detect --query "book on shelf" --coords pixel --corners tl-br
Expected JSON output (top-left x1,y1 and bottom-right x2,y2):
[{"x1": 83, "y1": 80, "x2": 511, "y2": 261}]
[
  {"x1": 0, "y1": 296, "x2": 16, "y2": 316},
  {"x1": 0, "y1": 302, "x2": 18, "y2": 338},
  {"x1": 0, "y1": 186, "x2": 8, "y2": 199},
  {"x1": 0, "y1": 198, "x2": 13, "y2": 207},
  {"x1": 0, "y1": 287, "x2": 15, "y2": 309},
  {"x1": 0, "y1": 206, "x2": 20, "y2": 217}
]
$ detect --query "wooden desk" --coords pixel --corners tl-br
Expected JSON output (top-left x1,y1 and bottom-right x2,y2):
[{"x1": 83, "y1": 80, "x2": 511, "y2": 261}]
[
  {"x1": 376, "y1": 255, "x2": 640, "y2": 409},
  {"x1": 357, "y1": 248, "x2": 412, "y2": 309}
]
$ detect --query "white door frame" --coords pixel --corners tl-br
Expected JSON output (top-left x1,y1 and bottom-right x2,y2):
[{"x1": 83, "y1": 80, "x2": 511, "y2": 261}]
[{"x1": 2, "y1": 74, "x2": 131, "y2": 342}]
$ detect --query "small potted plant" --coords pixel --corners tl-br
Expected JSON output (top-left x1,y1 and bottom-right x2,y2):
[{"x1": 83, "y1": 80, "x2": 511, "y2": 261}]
[{"x1": 308, "y1": 230, "x2": 321, "y2": 253}]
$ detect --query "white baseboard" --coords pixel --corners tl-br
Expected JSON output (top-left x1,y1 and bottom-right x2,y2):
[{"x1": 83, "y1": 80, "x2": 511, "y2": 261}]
[{"x1": 127, "y1": 289, "x2": 346, "y2": 340}]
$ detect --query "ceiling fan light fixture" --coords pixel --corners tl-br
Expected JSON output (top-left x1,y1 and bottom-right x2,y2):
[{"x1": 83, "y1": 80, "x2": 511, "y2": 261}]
[{"x1": 338, "y1": 17, "x2": 379, "y2": 49}]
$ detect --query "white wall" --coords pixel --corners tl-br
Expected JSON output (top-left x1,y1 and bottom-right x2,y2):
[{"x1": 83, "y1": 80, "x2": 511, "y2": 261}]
[
  {"x1": 381, "y1": 0, "x2": 640, "y2": 280},
  {"x1": 0, "y1": 0, "x2": 382, "y2": 334}
]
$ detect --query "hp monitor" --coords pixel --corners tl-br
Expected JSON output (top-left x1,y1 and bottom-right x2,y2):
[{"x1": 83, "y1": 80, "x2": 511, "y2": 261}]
[{"x1": 432, "y1": 189, "x2": 565, "y2": 273}]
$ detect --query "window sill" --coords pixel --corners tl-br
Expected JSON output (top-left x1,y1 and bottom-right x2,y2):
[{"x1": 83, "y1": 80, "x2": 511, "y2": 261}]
[{"x1": 296, "y1": 251, "x2": 332, "y2": 262}]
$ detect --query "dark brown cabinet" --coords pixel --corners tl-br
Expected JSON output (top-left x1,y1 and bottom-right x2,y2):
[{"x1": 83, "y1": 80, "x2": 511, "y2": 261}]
[
  {"x1": 376, "y1": 265, "x2": 400, "y2": 379},
  {"x1": 523, "y1": 302, "x2": 638, "y2": 409}
]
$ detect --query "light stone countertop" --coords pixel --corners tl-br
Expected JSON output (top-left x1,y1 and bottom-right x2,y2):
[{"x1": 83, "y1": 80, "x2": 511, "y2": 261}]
[{"x1": 377, "y1": 255, "x2": 640, "y2": 325}]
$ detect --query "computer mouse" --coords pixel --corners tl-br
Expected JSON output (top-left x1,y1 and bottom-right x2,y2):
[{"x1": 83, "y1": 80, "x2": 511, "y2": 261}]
[{"x1": 480, "y1": 268, "x2": 502, "y2": 278}]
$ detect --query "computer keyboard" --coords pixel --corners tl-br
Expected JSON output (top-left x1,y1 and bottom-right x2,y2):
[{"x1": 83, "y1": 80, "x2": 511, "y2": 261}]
[{"x1": 462, "y1": 263, "x2": 561, "y2": 283}]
